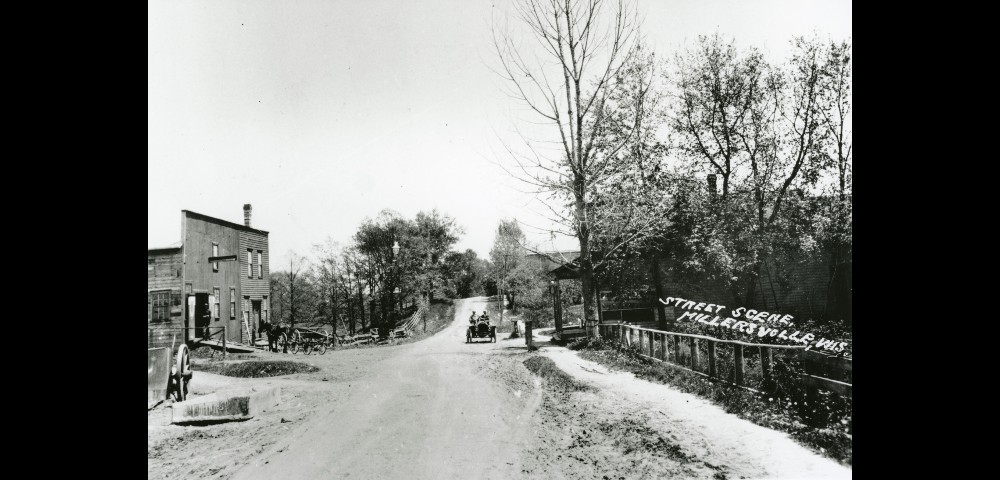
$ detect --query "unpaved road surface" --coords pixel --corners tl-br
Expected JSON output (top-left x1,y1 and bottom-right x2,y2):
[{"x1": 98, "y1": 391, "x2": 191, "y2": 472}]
[
  {"x1": 540, "y1": 343, "x2": 852, "y2": 479},
  {"x1": 150, "y1": 297, "x2": 851, "y2": 479},
  {"x1": 228, "y1": 297, "x2": 541, "y2": 480}
]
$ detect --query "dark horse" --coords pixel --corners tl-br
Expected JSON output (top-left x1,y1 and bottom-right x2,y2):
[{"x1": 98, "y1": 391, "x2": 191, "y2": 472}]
[{"x1": 262, "y1": 323, "x2": 289, "y2": 353}]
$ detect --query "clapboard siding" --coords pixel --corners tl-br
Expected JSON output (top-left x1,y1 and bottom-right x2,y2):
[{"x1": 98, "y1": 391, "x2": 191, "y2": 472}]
[
  {"x1": 147, "y1": 209, "x2": 272, "y2": 346},
  {"x1": 182, "y1": 213, "x2": 244, "y2": 342},
  {"x1": 181, "y1": 211, "x2": 274, "y2": 344},
  {"x1": 148, "y1": 249, "x2": 184, "y2": 344},
  {"x1": 239, "y1": 231, "x2": 269, "y2": 298},
  {"x1": 239, "y1": 231, "x2": 270, "y2": 342},
  {"x1": 147, "y1": 249, "x2": 182, "y2": 293}
]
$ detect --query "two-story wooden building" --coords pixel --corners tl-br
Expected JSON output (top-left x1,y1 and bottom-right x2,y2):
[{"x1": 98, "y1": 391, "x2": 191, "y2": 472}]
[{"x1": 148, "y1": 204, "x2": 270, "y2": 347}]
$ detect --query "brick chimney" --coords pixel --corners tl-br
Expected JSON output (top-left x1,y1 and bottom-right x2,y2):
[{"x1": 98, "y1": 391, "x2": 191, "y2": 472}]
[
  {"x1": 707, "y1": 174, "x2": 718, "y2": 197},
  {"x1": 243, "y1": 204, "x2": 252, "y2": 227}
]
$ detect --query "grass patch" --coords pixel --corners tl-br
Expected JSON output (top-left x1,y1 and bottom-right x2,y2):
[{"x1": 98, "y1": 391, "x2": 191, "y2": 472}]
[
  {"x1": 523, "y1": 356, "x2": 591, "y2": 392},
  {"x1": 569, "y1": 338, "x2": 852, "y2": 466},
  {"x1": 201, "y1": 361, "x2": 319, "y2": 378}
]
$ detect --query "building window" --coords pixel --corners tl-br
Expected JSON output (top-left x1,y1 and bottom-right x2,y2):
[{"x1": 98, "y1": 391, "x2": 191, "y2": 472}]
[
  {"x1": 257, "y1": 251, "x2": 263, "y2": 279},
  {"x1": 230, "y1": 287, "x2": 236, "y2": 319},
  {"x1": 262, "y1": 297, "x2": 268, "y2": 323},
  {"x1": 213, "y1": 287, "x2": 220, "y2": 319},
  {"x1": 151, "y1": 290, "x2": 170, "y2": 322},
  {"x1": 212, "y1": 243, "x2": 219, "y2": 272},
  {"x1": 247, "y1": 250, "x2": 253, "y2": 278}
]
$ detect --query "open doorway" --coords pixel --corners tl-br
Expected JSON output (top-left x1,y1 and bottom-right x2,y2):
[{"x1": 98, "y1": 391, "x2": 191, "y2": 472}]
[
  {"x1": 188, "y1": 292, "x2": 210, "y2": 339},
  {"x1": 252, "y1": 300, "x2": 262, "y2": 342}
]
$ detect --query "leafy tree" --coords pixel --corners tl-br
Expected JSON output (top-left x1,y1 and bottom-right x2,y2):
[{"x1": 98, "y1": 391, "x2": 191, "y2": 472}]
[
  {"x1": 442, "y1": 249, "x2": 488, "y2": 298},
  {"x1": 667, "y1": 34, "x2": 851, "y2": 320},
  {"x1": 354, "y1": 210, "x2": 413, "y2": 331},
  {"x1": 409, "y1": 209, "x2": 463, "y2": 304},
  {"x1": 489, "y1": 219, "x2": 525, "y2": 335}
]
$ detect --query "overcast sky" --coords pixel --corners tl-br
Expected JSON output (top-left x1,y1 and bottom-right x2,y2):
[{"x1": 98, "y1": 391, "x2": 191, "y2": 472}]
[{"x1": 148, "y1": 0, "x2": 851, "y2": 269}]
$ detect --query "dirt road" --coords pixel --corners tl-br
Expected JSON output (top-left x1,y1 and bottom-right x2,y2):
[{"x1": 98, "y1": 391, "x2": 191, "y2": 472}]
[
  {"x1": 229, "y1": 297, "x2": 540, "y2": 480},
  {"x1": 151, "y1": 297, "x2": 851, "y2": 479}
]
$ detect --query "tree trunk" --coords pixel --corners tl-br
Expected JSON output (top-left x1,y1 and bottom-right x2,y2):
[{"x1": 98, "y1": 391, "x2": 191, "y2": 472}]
[
  {"x1": 651, "y1": 256, "x2": 667, "y2": 330},
  {"x1": 577, "y1": 199, "x2": 599, "y2": 338},
  {"x1": 347, "y1": 296, "x2": 356, "y2": 336},
  {"x1": 553, "y1": 281, "x2": 563, "y2": 332},
  {"x1": 381, "y1": 293, "x2": 389, "y2": 333},
  {"x1": 743, "y1": 261, "x2": 763, "y2": 308},
  {"x1": 330, "y1": 288, "x2": 338, "y2": 344}
]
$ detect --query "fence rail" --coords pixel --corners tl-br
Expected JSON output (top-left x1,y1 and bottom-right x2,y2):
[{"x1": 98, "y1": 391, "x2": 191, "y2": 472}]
[
  {"x1": 598, "y1": 322, "x2": 851, "y2": 396},
  {"x1": 148, "y1": 326, "x2": 228, "y2": 357}
]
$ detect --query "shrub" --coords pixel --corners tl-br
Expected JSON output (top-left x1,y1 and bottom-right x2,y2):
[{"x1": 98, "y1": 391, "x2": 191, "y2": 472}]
[{"x1": 214, "y1": 361, "x2": 319, "y2": 378}]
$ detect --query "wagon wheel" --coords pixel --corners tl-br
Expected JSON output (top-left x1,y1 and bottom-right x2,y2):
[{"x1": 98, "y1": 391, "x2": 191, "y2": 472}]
[
  {"x1": 316, "y1": 342, "x2": 328, "y2": 355},
  {"x1": 170, "y1": 344, "x2": 191, "y2": 402},
  {"x1": 292, "y1": 340, "x2": 302, "y2": 354}
]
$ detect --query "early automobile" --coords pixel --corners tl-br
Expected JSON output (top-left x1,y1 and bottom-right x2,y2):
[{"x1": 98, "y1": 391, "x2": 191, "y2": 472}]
[{"x1": 467, "y1": 318, "x2": 497, "y2": 343}]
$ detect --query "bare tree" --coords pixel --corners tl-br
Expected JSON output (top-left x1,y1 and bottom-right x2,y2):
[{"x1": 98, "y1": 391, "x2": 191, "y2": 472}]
[
  {"x1": 314, "y1": 239, "x2": 345, "y2": 343},
  {"x1": 270, "y1": 252, "x2": 314, "y2": 331},
  {"x1": 817, "y1": 40, "x2": 851, "y2": 201},
  {"x1": 492, "y1": 0, "x2": 659, "y2": 337}
]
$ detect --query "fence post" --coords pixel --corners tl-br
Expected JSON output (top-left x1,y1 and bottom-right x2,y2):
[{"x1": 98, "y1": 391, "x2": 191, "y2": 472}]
[
  {"x1": 760, "y1": 346, "x2": 773, "y2": 390},
  {"x1": 672, "y1": 335, "x2": 679, "y2": 363},
  {"x1": 222, "y1": 326, "x2": 227, "y2": 359},
  {"x1": 708, "y1": 341, "x2": 717, "y2": 378},
  {"x1": 690, "y1": 337, "x2": 699, "y2": 370},
  {"x1": 734, "y1": 344, "x2": 745, "y2": 386},
  {"x1": 659, "y1": 333, "x2": 667, "y2": 361},
  {"x1": 648, "y1": 331, "x2": 654, "y2": 357}
]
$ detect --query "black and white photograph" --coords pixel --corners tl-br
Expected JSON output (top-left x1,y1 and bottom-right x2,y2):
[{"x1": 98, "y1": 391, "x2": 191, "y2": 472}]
[{"x1": 148, "y1": 1, "x2": 852, "y2": 478}]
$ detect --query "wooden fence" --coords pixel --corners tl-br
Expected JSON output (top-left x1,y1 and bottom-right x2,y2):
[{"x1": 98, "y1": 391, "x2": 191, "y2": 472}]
[
  {"x1": 148, "y1": 326, "x2": 228, "y2": 357},
  {"x1": 597, "y1": 323, "x2": 851, "y2": 397}
]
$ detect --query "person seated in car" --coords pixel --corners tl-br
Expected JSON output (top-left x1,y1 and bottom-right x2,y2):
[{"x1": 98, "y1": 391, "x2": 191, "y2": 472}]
[
  {"x1": 479, "y1": 312, "x2": 490, "y2": 324},
  {"x1": 469, "y1": 311, "x2": 477, "y2": 325}
]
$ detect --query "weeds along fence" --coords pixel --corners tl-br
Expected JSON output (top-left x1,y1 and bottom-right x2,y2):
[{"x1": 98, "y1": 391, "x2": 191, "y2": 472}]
[{"x1": 597, "y1": 323, "x2": 852, "y2": 398}]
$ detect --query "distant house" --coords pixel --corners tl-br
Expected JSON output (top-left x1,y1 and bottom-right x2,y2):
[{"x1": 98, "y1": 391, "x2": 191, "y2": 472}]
[{"x1": 148, "y1": 204, "x2": 270, "y2": 348}]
